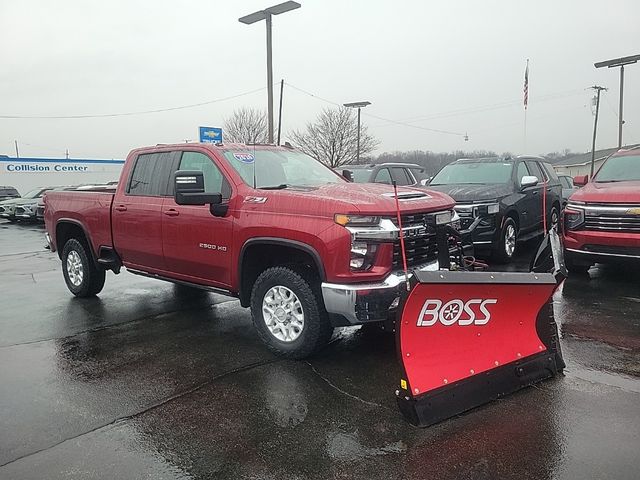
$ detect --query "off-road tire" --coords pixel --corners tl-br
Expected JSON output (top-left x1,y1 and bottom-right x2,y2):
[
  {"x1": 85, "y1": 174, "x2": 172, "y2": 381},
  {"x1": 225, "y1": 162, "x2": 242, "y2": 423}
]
[
  {"x1": 62, "y1": 238, "x2": 106, "y2": 297},
  {"x1": 250, "y1": 266, "x2": 333, "y2": 359},
  {"x1": 492, "y1": 217, "x2": 518, "y2": 263}
]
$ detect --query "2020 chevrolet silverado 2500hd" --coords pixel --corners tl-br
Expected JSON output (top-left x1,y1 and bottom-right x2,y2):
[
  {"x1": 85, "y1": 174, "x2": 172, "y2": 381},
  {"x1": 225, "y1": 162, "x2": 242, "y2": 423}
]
[
  {"x1": 563, "y1": 146, "x2": 640, "y2": 273},
  {"x1": 45, "y1": 143, "x2": 459, "y2": 358}
]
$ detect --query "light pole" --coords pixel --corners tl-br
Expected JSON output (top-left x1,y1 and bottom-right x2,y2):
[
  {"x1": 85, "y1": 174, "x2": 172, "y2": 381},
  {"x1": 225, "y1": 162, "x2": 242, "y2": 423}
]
[
  {"x1": 589, "y1": 86, "x2": 607, "y2": 177},
  {"x1": 239, "y1": 1, "x2": 301, "y2": 144},
  {"x1": 343, "y1": 101, "x2": 371, "y2": 162},
  {"x1": 595, "y1": 54, "x2": 640, "y2": 149}
]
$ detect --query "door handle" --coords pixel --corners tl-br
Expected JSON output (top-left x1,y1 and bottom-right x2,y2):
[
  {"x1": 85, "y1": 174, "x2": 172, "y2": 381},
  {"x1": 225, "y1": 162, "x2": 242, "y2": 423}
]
[
  {"x1": 114, "y1": 205, "x2": 127, "y2": 212},
  {"x1": 164, "y1": 209, "x2": 179, "y2": 217}
]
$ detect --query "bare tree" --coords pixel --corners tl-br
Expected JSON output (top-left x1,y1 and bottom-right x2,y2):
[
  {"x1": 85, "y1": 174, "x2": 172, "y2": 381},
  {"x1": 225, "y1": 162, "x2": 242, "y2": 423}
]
[
  {"x1": 223, "y1": 107, "x2": 268, "y2": 144},
  {"x1": 289, "y1": 107, "x2": 378, "y2": 168}
]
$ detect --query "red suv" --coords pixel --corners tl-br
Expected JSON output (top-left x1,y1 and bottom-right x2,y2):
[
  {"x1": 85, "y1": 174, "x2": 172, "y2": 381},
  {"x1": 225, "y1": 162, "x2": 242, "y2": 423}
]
[{"x1": 563, "y1": 146, "x2": 640, "y2": 273}]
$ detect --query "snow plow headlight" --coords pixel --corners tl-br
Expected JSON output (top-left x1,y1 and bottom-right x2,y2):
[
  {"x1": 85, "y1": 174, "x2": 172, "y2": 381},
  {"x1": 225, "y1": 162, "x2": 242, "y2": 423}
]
[
  {"x1": 434, "y1": 210, "x2": 453, "y2": 225},
  {"x1": 564, "y1": 206, "x2": 584, "y2": 230}
]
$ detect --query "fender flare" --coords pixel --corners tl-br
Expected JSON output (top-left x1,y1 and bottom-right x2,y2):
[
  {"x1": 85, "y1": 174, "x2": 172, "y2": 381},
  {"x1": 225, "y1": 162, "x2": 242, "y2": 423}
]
[
  {"x1": 55, "y1": 218, "x2": 99, "y2": 266},
  {"x1": 238, "y1": 237, "x2": 326, "y2": 282}
]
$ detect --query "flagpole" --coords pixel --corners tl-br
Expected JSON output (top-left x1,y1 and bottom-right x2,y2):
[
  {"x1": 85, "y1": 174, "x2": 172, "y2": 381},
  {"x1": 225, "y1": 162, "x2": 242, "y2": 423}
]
[{"x1": 523, "y1": 59, "x2": 529, "y2": 153}]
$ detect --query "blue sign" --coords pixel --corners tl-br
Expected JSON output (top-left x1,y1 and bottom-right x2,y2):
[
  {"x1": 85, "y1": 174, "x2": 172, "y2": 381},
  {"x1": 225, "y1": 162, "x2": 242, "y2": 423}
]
[{"x1": 199, "y1": 126, "x2": 223, "y2": 143}]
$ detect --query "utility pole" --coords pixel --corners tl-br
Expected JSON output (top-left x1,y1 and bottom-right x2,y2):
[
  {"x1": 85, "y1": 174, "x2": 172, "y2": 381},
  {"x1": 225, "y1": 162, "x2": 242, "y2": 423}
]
[
  {"x1": 14, "y1": 140, "x2": 19, "y2": 158},
  {"x1": 277, "y1": 79, "x2": 284, "y2": 145},
  {"x1": 589, "y1": 86, "x2": 607, "y2": 178}
]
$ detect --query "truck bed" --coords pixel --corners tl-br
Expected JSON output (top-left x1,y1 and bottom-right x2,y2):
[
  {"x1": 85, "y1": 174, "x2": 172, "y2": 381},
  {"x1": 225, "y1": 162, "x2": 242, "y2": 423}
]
[{"x1": 45, "y1": 190, "x2": 115, "y2": 255}]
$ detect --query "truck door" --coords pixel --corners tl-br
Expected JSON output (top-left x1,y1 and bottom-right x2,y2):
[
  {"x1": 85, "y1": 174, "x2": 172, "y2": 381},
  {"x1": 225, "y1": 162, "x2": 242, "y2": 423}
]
[
  {"x1": 112, "y1": 151, "x2": 179, "y2": 271},
  {"x1": 162, "y1": 150, "x2": 234, "y2": 289}
]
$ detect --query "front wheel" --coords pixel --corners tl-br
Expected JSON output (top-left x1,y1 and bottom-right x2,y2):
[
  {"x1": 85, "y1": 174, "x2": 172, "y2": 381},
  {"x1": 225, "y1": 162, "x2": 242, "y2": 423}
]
[
  {"x1": 493, "y1": 217, "x2": 518, "y2": 263},
  {"x1": 250, "y1": 266, "x2": 333, "y2": 359},
  {"x1": 62, "y1": 238, "x2": 106, "y2": 297}
]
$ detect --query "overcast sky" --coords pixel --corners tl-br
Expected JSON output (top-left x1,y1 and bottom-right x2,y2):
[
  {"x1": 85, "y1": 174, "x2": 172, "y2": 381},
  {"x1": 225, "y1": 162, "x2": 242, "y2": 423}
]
[{"x1": 1, "y1": 0, "x2": 638, "y2": 159}]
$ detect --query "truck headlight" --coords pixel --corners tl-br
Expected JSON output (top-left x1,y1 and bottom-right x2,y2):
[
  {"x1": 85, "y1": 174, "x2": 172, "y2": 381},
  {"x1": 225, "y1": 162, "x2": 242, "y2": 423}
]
[
  {"x1": 335, "y1": 214, "x2": 381, "y2": 227},
  {"x1": 564, "y1": 207, "x2": 584, "y2": 230},
  {"x1": 350, "y1": 241, "x2": 378, "y2": 271},
  {"x1": 487, "y1": 203, "x2": 499, "y2": 214}
]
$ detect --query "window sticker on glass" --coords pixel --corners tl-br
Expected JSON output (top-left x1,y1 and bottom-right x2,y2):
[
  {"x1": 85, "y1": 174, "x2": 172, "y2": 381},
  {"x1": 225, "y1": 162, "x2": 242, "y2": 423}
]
[{"x1": 233, "y1": 153, "x2": 255, "y2": 164}]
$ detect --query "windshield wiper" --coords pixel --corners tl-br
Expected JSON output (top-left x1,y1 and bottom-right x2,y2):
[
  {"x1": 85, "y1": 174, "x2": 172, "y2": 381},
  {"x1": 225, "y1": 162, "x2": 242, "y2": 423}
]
[
  {"x1": 259, "y1": 184, "x2": 289, "y2": 190},
  {"x1": 595, "y1": 179, "x2": 626, "y2": 183}
]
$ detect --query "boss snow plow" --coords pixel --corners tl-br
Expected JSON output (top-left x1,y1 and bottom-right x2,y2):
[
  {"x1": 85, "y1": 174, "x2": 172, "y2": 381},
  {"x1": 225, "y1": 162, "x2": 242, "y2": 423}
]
[{"x1": 394, "y1": 227, "x2": 567, "y2": 427}]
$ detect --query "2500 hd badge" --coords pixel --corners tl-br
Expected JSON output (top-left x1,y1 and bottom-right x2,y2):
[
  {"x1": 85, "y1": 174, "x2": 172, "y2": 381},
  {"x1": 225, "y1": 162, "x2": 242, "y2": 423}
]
[{"x1": 199, "y1": 243, "x2": 227, "y2": 252}]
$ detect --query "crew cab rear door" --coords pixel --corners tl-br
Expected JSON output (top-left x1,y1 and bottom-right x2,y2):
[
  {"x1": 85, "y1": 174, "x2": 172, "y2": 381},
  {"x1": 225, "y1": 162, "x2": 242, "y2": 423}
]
[
  {"x1": 112, "y1": 151, "x2": 179, "y2": 271},
  {"x1": 161, "y1": 150, "x2": 234, "y2": 289}
]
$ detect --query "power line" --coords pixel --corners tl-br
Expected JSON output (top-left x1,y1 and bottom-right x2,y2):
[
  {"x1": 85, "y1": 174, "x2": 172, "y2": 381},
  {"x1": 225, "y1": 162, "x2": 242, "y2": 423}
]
[
  {"x1": 0, "y1": 87, "x2": 266, "y2": 119},
  {"x1": 285, "y1": 82, "x2": 465, "y2": 137}
]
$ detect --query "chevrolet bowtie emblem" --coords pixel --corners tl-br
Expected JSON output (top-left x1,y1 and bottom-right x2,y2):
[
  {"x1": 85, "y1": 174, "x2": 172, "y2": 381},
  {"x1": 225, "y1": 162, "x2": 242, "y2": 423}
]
[{"x1": 626, "y1": 207, "x2": 640, "y2": 215}]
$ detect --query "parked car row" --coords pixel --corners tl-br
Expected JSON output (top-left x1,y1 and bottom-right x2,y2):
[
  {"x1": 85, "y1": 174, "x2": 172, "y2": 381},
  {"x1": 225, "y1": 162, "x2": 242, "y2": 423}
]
[
  {"x1": 345, "y1": 156, "x2": 563, "y2": 263},
  {"x1": 344, "y1": 148, "x2": 640, "y2": 271},
  {"x1": 0, "y1": 183, "x2": 117, "y2": 223}
]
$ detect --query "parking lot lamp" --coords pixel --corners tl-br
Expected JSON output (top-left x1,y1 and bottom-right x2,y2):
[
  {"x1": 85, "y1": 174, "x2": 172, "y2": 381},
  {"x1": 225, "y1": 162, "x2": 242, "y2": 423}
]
[
  {"x1": 239, "y1": 1, "x2": 301, "y2": 144},
  {"x1": 343, "y1": 101, "x2": 371, "y2": 162},
  {"x1": 595, "y1": 54, "x2": 640, "y2": 148}
]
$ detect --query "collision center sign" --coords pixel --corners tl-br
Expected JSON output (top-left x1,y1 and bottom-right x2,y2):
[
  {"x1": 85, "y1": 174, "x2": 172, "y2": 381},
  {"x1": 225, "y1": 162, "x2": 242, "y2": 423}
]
[{"x1": 1, "y1": 157, "x2": 125, "y2": 173}]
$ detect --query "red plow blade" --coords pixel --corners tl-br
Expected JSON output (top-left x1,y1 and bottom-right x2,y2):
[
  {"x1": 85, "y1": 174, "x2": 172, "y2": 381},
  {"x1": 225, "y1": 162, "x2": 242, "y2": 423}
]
[{"x1": 396, "y1": 270, "x2": 564, "y2": 427}]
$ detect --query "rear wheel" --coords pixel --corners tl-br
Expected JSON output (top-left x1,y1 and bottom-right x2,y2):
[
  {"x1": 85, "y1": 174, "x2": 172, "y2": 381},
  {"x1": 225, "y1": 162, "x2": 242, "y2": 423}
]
[
  {"x1": 493, "y1": 217, "x2": 518, "y2": 263},
  {"x1": 250, "y1": 266, "x2": 333, "y2": 359},
  {"x1": 62, "y1": 238, "x2": 106, "y2": 297}
]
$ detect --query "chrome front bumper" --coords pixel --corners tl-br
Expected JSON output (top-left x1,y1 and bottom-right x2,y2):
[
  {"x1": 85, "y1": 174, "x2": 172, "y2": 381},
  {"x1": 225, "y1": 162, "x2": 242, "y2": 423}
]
[{"x1": 321, "y1": 261, "x2": 439, "y2": 325}]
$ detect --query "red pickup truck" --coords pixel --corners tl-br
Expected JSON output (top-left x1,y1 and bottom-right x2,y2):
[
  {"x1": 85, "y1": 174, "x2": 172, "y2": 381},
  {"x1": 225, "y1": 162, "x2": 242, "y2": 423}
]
[
  {"x1": 563, "y1": 146, "x2": 640, "y2": 273},
  {"x1": 45, "y1": 143, "x2": 458, "y2": 358}
]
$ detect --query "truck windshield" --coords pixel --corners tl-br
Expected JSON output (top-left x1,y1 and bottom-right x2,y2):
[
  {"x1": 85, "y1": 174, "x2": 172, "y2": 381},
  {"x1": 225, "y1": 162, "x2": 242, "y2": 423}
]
[
  {"x1": 595, "y1": 154, "x2": 640, "y2": 182},
  {"x1": 222, "y1": 149, "x2": 344, "y2": 188},
  {"x1": 430, "y1": 162, "x2": 512, "y2": 185}
]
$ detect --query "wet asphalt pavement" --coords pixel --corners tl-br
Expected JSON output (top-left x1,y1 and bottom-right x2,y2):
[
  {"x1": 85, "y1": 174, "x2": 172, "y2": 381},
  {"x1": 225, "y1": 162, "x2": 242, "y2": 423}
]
[{"x1": 1, "y1": 220, "x2": 639, "y2": 479}]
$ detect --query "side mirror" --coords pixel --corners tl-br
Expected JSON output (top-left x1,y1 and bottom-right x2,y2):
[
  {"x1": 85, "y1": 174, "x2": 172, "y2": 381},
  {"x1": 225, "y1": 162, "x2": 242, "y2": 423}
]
[
  {"x1": 420, "y1": 178, "x2": 430, "y2": 186},
  {"x1": 520, "y1": 175, "x2": 539, "y2": 189},
  {"x1": 174, "y1": 170, "x2": 222, "y2": 205},
  {"x1": 342, "y1": 169, "x2": 353, "y2": 182},
  {"x1": 573, "y1": 175, "x2": 588, "y2": 187}
]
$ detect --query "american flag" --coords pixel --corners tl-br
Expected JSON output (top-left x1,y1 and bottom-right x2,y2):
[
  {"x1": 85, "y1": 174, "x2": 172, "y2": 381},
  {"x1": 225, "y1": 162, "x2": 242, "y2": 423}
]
[{"x1": 523, "y1": 60, "x2": 529, "y2": 110}]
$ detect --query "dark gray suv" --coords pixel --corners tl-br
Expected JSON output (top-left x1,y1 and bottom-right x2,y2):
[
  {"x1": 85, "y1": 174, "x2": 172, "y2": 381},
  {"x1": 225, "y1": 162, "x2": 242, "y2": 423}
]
[{"x1": 427, "y1": 156, "x2": 562, "y2": 262}]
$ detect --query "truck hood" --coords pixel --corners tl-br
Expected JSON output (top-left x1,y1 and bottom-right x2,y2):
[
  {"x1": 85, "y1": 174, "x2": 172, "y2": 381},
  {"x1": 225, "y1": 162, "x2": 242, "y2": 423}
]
[
  {"x1": 253, "y1": 182, "x2": 455, "y2": 215},
  {"x1": 570, "y1": 180, "x2": 640, "y2": 204},
  {"x1": 425, "y1": 183, "x2": 512, "y2": 203}
]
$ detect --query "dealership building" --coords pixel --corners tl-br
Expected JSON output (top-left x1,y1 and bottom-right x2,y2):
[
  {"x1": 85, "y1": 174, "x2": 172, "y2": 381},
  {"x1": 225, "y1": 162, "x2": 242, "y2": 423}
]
[{"x1": 0, "y1": 156, "x2": 124, "y2": 195}]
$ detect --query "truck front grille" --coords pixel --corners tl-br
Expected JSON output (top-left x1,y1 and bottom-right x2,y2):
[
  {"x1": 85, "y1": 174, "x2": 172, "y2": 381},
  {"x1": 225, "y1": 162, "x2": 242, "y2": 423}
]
[
  {"x1": 392, "y1": 233, "x2": 439, "y2": 268},
  {"x1": 584, "y1": 214, "x2": 640, "y2": 233}
]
